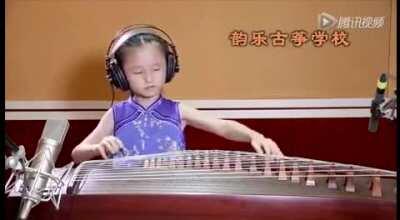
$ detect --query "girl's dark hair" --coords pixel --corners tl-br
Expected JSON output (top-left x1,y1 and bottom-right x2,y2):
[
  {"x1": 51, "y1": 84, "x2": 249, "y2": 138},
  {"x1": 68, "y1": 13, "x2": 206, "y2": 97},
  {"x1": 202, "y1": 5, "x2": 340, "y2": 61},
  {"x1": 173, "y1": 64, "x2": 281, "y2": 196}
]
[{"x1": 114, "y1": 33, "x2": 170, "y2": 68}]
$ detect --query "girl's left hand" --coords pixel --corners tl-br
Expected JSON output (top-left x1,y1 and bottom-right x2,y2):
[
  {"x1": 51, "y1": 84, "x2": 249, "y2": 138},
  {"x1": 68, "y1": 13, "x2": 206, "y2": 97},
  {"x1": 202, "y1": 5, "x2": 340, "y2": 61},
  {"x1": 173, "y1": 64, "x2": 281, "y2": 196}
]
[{"x1": 250, "y1": 134, "x2": 283, "y2": 157}]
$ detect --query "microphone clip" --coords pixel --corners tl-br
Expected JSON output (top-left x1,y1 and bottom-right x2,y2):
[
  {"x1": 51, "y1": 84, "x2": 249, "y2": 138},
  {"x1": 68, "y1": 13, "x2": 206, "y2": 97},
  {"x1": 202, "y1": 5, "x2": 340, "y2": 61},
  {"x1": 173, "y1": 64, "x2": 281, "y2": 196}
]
[
  {"x1": 5, "y1": 145, "x2": 26, "y2": 172},
  {"x1": 379, "y1": 94, "x2": 397, "y2": 120}
]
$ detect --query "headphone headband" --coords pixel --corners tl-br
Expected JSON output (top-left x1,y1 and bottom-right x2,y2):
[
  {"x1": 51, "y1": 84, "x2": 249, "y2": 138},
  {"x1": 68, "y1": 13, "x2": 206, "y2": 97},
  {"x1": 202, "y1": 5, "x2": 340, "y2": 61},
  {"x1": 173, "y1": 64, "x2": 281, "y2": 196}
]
[{"x1": 106, "y1": 24, "x2": 177, "y2": 60}]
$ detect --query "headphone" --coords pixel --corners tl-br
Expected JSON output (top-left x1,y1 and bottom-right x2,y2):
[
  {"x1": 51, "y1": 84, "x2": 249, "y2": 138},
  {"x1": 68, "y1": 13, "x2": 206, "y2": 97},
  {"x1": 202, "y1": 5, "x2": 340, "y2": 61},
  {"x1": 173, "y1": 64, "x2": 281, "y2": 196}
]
[{"x1": 105, "y1": 24, "x2": 180, "y2": 91}]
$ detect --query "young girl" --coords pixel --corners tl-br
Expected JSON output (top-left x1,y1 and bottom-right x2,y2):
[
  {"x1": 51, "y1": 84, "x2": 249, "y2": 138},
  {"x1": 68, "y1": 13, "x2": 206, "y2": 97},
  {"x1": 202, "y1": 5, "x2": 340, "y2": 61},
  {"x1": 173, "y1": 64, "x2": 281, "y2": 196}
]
[{"x1": 71, "y1": 24, "x2": 283, "y2": 164}]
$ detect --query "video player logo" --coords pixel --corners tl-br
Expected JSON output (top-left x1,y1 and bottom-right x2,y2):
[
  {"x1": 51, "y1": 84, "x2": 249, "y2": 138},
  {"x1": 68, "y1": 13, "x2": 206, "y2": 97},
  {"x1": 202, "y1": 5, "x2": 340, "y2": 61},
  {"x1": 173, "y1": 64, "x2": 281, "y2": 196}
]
[{"x1": 318, "y1": 12, "x2": 338, "y2": 29}]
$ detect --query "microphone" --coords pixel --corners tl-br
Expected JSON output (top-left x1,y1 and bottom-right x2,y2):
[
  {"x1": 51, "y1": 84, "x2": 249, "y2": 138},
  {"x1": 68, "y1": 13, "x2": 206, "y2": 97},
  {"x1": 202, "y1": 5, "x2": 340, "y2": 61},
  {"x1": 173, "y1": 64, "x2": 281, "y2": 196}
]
[
  {"x1": 368, "y1": 73, "x2": 388, "y2": 132},
  {"x1": 17, "y1": 119, "x2": 70, "y2": 220}
]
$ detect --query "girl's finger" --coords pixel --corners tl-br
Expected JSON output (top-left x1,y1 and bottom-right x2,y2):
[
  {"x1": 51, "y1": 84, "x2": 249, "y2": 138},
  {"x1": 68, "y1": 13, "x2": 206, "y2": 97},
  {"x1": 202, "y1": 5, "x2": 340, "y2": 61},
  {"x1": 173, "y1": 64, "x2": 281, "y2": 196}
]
[
  {"x1": 251, "y1": 140, "x2": 264, "y2": 154},
  {"x1": 103, "y1": 137, "x2": 120, "y2": 154},
  {"x1": 97, "y1": 144, "x2": 108, "y2": 159}
]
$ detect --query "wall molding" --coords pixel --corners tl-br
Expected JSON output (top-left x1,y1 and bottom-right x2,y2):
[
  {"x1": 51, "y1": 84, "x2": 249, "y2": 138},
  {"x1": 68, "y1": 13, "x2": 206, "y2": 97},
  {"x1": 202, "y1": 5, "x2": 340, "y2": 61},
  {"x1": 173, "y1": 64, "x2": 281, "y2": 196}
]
[{"x1": 5, "y1": 98, "x2": 372, "y2": 120}]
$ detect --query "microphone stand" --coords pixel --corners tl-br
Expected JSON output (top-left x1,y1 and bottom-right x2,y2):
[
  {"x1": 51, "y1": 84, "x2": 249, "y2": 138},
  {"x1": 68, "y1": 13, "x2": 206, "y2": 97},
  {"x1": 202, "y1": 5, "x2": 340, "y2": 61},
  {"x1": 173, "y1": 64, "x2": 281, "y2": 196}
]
[{"x1": 379, "y1": 91, "x2": 397, "y2": 121}]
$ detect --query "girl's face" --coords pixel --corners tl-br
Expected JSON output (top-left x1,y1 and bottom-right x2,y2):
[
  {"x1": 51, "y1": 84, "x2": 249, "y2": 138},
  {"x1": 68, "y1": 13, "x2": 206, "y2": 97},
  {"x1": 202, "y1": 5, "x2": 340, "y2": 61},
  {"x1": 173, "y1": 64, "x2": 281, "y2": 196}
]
[{"x1": 122, "y1": 42, "x2": 167, "y2": 98}]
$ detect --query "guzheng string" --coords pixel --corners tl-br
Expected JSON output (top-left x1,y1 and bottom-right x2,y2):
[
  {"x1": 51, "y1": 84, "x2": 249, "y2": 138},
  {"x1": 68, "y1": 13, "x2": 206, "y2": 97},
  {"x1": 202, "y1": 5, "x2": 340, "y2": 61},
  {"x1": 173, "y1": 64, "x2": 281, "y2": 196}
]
[
  {"x1": 71, "y1": 171, "x2": 391, "y2": 181},
  {"x1": 73, "y1": 150, "x2": 392, "y2": 172},
  {"x1": 70, "y1": 150, "x2": 395, "y2": 182}
]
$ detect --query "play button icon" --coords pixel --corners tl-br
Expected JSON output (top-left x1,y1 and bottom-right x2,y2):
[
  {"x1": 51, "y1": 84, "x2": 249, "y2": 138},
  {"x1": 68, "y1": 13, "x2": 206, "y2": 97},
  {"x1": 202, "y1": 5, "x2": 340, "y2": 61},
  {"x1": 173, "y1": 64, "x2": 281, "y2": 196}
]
[{"x1": 318, "y1": 12, "x2": 338, "y2": 29}]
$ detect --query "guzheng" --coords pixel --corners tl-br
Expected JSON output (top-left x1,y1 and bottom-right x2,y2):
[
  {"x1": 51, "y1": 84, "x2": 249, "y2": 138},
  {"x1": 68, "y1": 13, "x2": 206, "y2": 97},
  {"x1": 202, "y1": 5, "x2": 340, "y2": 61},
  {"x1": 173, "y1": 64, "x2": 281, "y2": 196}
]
[{"x1": 6, "y1": 150, "x2": 397, "y2": 220}]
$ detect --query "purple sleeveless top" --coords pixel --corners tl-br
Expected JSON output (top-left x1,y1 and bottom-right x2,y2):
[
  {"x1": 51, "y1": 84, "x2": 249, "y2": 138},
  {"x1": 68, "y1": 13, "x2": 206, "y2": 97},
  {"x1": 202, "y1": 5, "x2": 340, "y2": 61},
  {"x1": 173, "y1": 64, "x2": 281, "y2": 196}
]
[{"x1": 111, "y1": 96, "x2": 186, "y2": 158}]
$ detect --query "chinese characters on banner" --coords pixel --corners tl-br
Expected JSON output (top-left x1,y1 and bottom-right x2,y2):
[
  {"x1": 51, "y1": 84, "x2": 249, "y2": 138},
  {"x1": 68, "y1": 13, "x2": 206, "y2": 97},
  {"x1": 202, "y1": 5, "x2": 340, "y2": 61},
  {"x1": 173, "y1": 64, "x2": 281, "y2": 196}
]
[{"x1": 229, "y1": 30, "x2": 350, "y2": 47}]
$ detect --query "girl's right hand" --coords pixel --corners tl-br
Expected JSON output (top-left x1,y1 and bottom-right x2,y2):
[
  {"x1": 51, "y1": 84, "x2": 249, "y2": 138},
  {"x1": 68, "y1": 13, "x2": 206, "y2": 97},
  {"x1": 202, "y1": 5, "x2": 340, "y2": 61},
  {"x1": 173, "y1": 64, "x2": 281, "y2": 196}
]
[{"x1": 93, "y1": 136, "x2": 124, "y2": 159}]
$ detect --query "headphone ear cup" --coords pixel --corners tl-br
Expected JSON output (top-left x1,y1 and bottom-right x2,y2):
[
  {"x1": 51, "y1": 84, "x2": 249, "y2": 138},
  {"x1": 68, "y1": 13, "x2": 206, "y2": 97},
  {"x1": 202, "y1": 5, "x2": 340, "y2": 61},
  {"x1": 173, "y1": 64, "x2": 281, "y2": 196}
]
[
  {"x1": 113, "y1": 65, "x2": 130, "y2": 91},
  {"x1": 107, "y1": 60, "x2": 130, "y2": 91},
  {"x1": 165, "y1": 52, "x2": 176, "y2": 83}
]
